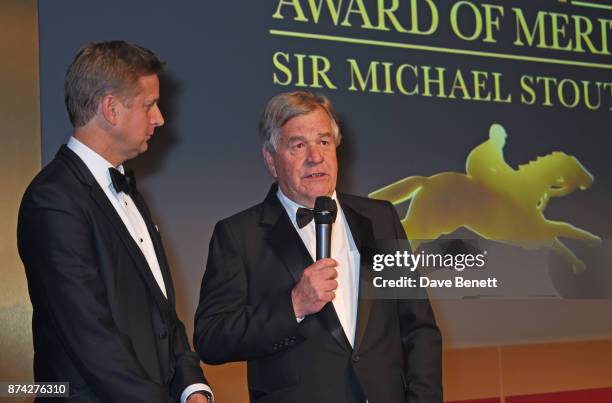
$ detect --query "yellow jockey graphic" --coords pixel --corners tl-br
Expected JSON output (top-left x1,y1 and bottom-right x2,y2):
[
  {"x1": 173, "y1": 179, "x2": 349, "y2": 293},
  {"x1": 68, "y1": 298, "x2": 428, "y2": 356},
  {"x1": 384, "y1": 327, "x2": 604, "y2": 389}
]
[{"x1": 370, "y1": 123, "x2": 601, "y2": 273}]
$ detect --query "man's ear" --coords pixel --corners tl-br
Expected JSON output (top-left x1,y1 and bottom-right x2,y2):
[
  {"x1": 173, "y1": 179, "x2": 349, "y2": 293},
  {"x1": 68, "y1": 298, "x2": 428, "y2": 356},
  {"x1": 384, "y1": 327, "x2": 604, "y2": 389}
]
[
  {"x1": 100, "y1": 94, "x2": 119, "y2": 125},
  {"x1": 262, "y1": 146, "x2": 277, "y2": 178}
]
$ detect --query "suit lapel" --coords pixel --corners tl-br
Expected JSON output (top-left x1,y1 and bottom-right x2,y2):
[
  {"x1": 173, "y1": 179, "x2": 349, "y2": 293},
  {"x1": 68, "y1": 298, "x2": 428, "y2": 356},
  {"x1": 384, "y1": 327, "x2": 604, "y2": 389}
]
[
  {"x1": 59, "y1": 147, "x2": 171, "y2": 316},
  {"x1": 339, "y1": 195, "x2": 376, "y2": 353},
  {"x1": 266, "y1": 212, "x2": 313, "y2": 284},
  {"x1": 131, "y1": 191, "x2": 176, "y2": 307},
  {"x1": 89, "y1": 186, "x2": 171, "y2": 316},
  {"x1": 262, "y1": 185, "x2": 351, "y2": 350}
]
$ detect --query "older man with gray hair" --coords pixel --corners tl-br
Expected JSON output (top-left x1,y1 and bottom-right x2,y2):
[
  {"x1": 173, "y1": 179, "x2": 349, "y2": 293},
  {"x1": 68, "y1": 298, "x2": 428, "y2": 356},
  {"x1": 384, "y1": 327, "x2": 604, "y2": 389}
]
[{"x1": 195, "y1": 91, "x2": 441, "y2": 403}]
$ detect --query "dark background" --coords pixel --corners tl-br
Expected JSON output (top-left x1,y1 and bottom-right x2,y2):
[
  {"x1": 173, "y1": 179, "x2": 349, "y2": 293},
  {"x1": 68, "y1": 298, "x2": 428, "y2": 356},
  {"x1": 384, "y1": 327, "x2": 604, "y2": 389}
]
[{"x1": 38, "y1": 0, "x2": 612, "y2": 346}]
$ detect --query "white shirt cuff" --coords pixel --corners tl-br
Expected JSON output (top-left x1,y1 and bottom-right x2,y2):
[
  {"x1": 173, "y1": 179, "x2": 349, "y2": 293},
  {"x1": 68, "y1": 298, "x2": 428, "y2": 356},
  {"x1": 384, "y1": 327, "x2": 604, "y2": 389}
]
[{"x1": 180, "y1": 383, "x2": 214, "y2": 403}]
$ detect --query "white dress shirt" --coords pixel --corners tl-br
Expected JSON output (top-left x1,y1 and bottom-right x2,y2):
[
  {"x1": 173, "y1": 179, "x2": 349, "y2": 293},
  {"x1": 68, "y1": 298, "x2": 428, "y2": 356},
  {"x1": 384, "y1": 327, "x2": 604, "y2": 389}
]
[
  {"x1": 67, "y1": 137, "x2": 167, "y2": 297},
  {"x1": 277, "y1": 189, "x2": 361, "y2": 347},
  {"x1": 67, "y1": 137, "x2": 212, "y2": 403}
]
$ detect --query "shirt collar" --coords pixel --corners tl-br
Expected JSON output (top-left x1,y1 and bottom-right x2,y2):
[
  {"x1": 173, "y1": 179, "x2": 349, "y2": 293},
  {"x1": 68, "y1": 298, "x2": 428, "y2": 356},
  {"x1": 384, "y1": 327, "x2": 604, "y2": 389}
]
[
  {"x1": 276, "y1": 186, "x2": 338, "y2": 229},
  {"x1": 67, "y1": 136, "x2": 124, "y2": 195}
]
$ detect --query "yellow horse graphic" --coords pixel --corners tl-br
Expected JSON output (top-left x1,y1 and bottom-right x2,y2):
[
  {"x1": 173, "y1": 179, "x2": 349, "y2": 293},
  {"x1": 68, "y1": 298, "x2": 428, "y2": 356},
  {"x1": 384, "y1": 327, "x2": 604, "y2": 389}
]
[{"x1": 369, "y1": 124, "x2": 601, "y2": 273}]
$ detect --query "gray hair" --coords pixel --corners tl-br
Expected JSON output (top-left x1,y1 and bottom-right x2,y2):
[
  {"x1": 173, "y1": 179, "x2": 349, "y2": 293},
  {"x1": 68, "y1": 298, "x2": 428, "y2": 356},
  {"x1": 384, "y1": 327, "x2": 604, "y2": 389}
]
[
  {"x1": 64, "y1": 40, "x2": 164, "y2": 127},
  {"x1": 259, "y1": 91, "x2": 341, "y2": 153}
]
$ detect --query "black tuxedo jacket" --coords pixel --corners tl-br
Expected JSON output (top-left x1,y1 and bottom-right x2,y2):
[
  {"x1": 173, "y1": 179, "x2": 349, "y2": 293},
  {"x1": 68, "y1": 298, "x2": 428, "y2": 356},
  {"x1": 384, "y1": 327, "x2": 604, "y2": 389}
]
[
  {"x1": 17, "y1": 146, "x2": 207, "y2": 402},
  {"x1": 194, "y1": 185, "x2": 442, "y2": 403}
]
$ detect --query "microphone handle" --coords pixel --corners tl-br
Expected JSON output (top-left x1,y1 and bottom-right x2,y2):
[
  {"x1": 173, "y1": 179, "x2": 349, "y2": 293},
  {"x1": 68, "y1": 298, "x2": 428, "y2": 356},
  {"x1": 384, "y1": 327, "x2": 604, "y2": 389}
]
[{"x1": 315, "y1": 223, "x2": 332, "y2": 260}]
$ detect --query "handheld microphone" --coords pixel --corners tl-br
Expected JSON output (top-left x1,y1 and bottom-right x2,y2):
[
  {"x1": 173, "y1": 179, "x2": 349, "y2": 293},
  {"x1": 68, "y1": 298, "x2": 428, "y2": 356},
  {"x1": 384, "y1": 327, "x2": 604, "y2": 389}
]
[{"x1": 314, "y1": 196, "x2": 338, "y2": 260}]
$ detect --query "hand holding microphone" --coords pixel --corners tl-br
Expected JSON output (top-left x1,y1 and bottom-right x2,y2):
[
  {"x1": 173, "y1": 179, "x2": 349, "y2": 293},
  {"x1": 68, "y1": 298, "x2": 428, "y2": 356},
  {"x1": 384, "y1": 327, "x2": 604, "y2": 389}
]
[{"x1": 291, "y1": 196, "x2": 338, "y2": 319}]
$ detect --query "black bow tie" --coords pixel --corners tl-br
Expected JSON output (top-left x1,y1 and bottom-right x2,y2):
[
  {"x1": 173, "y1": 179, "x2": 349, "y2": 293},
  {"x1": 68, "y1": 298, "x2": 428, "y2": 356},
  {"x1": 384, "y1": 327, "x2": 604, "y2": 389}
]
[
  {"x1": 296, "y1": 208, "x2": 314, "y2": 229},
  {"x1": 109, "y1": 167, "x2": 137, "y2": 196},
  {"x1": 296, "y1": 204, "x2": 338, "y2": 229}
]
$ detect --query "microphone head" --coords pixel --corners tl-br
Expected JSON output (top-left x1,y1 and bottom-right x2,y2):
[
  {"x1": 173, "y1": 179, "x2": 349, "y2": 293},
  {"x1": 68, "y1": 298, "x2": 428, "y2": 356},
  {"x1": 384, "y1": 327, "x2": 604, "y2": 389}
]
[{"x1": 314, "y1": 196, "x2": 337, "y2": 224}]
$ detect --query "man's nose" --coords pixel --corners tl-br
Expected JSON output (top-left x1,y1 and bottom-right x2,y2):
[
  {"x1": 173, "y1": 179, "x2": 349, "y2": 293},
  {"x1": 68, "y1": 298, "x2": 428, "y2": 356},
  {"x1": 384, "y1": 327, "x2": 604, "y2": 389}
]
[
  {"x1": 306, "y1": 144, "x2": 324, "y2": 163},
  {"x1": 152, "y1": 104, "x2": 165, "y2": 127}
]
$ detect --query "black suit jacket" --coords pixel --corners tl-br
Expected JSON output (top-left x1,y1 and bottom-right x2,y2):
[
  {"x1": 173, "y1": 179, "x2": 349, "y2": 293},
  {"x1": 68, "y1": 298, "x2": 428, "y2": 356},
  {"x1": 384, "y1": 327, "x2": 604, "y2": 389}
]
[
  {"x1": 17, "y1": 145, "x2": 207, "y2": 402},
  {"x1": 194, "y1": 185, "x2": 442, "y2": 403}
]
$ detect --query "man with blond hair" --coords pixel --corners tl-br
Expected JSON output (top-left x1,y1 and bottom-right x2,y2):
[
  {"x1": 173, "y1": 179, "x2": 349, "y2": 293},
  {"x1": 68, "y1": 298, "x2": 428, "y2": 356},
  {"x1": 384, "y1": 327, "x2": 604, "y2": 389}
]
[{"x1": 19, "y1": 41, "x2": 212, "y2": 403}]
